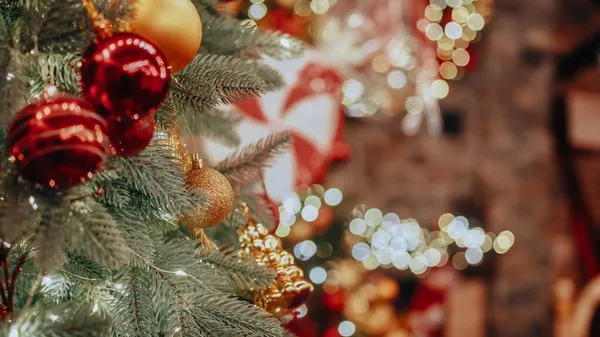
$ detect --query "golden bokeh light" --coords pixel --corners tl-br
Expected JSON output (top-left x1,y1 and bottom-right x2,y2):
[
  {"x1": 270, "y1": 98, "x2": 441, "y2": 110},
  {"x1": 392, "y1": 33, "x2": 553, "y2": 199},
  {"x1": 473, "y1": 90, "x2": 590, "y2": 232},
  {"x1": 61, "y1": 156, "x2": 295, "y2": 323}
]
[
  {"x1": 445, "y1": 0, "x2": 462, "y2": 8},
  {"x1": 438, "y1": 213, "x2": 455, "y2": 230},
  {"x1": 293, "y1": 0, "x2": 312, "y2": 16},
  {"x1": 430, "y1": 79, "x2": 450, "y2": 99},
  {"x1": 425, "y1": 23, "x2": 444, "y2": 41},
  {"x1": 310, "y1": 0, "x2": 329, "y2": 15},
  {"x1": 372, "y1": 54, "x2": 391, "y2": 73},
  {"x1": 452, "y1": 48, "x2": 470, "y2": 66},
  {"x1": 452, "y1": 252, "x2": 468, "y2": 270},
  {"x1": 437, "y1": 47, "x2": 454, "y2": 61},
  {"x1": 454, "y1": 37, "x2": 470, "y2": 49},
  {"x1": 440, "y1": 61, "x2": 458, "y2": 79},
  {"x1": 499, "y1": 230, "x2": 515, "y2": 245},
  {"x1": 462, "y1": 26, "x2": 478, "y2": 41},
  {"x1": 467, "y1": 13, "x2": 485, "y2": 31},
  {"x1": 437, "y1": 36, "x2": 455, "y2": 51},
  {"x1": 425, "y1": 4, "x2": 444, "y2": 22},
  {"x1": 482, "y1": 235, "x2": 493, "y2": 252},
  {"x1": 451, "y1": 6, "x2": 469, "y2": 23}
]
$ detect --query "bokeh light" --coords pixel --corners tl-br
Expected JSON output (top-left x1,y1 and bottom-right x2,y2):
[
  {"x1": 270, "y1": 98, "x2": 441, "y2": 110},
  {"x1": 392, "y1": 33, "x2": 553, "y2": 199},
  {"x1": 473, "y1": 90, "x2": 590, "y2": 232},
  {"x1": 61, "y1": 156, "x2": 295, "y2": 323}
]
[
  {"x1": 338, "y1": 321, "x2": 356, "y2": 337},
  {"x1": 348, "y1": 210, "x2": 514, "y2": 274},
  {"x1": 309, "y1": 267, "x2": 327, "y2": 284},
  {"x1": 324, "y1": 188, "x2": 343, "y2": 206},
  {"x1": 248, "y1": 3, "x2": 267, "y2": 20}
]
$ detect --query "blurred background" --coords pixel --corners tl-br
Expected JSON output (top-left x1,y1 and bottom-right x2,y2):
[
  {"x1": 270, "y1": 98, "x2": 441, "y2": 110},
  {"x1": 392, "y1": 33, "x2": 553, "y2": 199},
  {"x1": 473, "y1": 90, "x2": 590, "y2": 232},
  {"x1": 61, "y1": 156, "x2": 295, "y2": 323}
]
[{"x1": 207, "y1": 0, "x2": 600, "y2": 336}]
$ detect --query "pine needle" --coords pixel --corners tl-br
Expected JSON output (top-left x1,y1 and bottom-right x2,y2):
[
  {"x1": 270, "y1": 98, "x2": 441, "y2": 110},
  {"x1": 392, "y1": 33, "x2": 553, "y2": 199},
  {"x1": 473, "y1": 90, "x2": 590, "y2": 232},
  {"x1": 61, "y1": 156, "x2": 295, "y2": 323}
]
[{"x1": 215, "y1": 132, "x2": 293, "y2": 186}]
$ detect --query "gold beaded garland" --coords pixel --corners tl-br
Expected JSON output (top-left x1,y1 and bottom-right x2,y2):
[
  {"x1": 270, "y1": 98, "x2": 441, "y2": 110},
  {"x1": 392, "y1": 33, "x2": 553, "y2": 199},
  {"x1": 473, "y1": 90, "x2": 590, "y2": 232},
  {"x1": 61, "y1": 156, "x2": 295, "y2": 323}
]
[{"x1": 238, "y1": 207, "x2": 314, "y2": 316}]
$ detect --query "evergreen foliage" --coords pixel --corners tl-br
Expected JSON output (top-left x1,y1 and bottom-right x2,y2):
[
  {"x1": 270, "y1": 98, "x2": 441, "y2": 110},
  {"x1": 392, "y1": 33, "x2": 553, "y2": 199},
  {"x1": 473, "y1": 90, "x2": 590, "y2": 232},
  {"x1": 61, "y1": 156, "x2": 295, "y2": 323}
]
[{"x1": 0, "y1": 0, "x2": 305, "y2": 335}]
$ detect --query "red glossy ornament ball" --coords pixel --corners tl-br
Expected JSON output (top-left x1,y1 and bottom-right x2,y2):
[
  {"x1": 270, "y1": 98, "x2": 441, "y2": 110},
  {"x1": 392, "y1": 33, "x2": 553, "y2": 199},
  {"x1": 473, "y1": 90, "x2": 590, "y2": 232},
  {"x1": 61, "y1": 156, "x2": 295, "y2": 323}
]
[
  {"x1": 80, "y1": 32, "x2": 171, "y2": 121},
  {"x1": 107, "y1": 117, "x2": 155, "y2": 157},
  {"x1": 7, "y1": 96, "x2": 108, "y2": 189}
]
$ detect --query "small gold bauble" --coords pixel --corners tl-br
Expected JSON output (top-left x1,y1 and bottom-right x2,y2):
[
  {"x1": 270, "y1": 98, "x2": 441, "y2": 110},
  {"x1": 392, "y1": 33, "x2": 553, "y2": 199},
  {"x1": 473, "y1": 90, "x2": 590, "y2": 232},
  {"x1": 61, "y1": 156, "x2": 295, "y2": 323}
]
[
  {"x1": 180, "y1": 154, "x2": 233, "y2": 235},
  {"x1": 129, "y1": 0, "x2": 202, "y2": 73}
]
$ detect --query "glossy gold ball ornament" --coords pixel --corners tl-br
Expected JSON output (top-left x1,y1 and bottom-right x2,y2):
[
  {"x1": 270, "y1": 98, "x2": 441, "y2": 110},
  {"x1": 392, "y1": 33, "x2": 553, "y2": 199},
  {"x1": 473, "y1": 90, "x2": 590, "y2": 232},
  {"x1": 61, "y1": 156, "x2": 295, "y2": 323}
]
[
  {"x1": 129, "y1": 0, "x2": 202, "y2": 73},
  {"x1": 180, "y1": 153, "x2": 233, "y2": 236}
]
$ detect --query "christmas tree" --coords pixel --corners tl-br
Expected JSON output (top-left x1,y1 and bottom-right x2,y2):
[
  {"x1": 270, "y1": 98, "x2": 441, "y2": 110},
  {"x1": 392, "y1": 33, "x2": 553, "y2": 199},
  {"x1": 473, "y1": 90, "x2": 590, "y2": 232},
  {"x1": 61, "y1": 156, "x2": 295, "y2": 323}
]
[{"x1": 0, "y1": 0, "x2": 308, "y2": 335}]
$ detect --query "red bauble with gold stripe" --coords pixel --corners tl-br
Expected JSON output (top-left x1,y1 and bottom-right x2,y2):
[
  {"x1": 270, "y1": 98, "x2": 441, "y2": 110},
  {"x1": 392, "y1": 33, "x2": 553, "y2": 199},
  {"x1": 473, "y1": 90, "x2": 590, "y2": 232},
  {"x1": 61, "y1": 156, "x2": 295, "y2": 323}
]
[{"x1": 7, "y1": 96, "x2": 109, "y2": 189}]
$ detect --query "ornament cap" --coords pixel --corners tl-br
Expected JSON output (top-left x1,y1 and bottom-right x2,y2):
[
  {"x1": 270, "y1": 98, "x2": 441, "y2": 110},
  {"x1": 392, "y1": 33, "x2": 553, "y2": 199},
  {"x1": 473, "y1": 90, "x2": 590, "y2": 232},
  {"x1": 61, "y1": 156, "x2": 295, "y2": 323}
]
[{"x1": 189, "y1": 153, "x2": 204, "y2": 170}]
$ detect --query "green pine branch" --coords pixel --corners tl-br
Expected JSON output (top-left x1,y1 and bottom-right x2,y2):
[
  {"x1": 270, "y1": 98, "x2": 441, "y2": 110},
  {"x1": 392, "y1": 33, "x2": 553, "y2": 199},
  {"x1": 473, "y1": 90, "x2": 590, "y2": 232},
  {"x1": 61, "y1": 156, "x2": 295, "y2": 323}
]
[
  {"x1": 0, "y1": 172, "x2": 40, "y2": 243},
  {"x1": 110, "y1": 142, "x2": 194, "y2": 218},
  {"x1": 241, "y1": 192, "x2": 277, "y2": 231},
  {"x1": 216, "y1": 131, "x2": 293, "y2": 186},
  {"x1": 66, "y1": 199, "x2": 131, "y2": 270},
  {"x1": 242, "y1": 58, "x2": 285, "y2": 91},
  {"x1": 35, "y1": 202, "x2": 67, "y2": 273},
  {"x1": 253, "y1": 31, "x2": 305, "y2": 60},
  {"x1": 199, "y1": 15, "x2": 305, "y2": 60},
  {"x1": 28, "y1": 52, "x2": 81, "y2": 97},
  {"x1": 110, "y1": 266, "x2": 161, "y2": 337},
  {"x1": 221, "y1": 202, "x2": 248, "y2": 230},
  {"x1": 191, "y1": 292, "x2": 286, "y2": 337},
  {"x1": 181, "y1": 107, "x2": 242, "y2": 147},
  {"x1": 199, "y1": 250, "x2": 275, "y2": 292},
  {"x1": 0, "y1": 1, "x2": 304, "y2": 336},
  {"x1": 0, "y1": 51, "x2": 27, "y2": 128},
  {"x1": 5, "y1": 302, "x2": 109, "y2": 337},
  {"x1": 215, "y1": 70, "x2": 265, "y2": 105},
  {"x1": 171, "y1": 54, "x2": 267, "y2": 114}
]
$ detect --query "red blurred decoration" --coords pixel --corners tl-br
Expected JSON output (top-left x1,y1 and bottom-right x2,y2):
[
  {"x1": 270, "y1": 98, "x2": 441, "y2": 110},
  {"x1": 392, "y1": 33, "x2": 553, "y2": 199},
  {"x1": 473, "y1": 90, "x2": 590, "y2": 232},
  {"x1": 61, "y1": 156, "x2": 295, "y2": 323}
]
[
  {"x1": 323, "y1": 326, "x2": 341, "y2": 337},
  {"x1": 258, "y1": 193, "x2": 281, "y2": 234},
  {"x1": 7, "y1": 96, "x2": 108, "y2": 189},
  {"x1": 107, "y1": 117, "x2": 155, "y2": 157},
  {"x1": 286, "y1": 317, "x2": 319, "y2": 337},
  {"x1": 323, "y1": 289, "x2": 346, "y2": 313},
  {"x1": 203, "y1": 53, "x2": 348, "y2": 202},
  {"x1": 258, "y1": 8, "x2": 308, "y2": 39},
  {"x1": 332, "y1": 141, "x2": 351, "y2": 161},
  {"x1": 80, "y1": 32, "x2": 170, "y2": 121},
  {"x1": 409, "y1": 268, "x2": 458, "y2": 337}
]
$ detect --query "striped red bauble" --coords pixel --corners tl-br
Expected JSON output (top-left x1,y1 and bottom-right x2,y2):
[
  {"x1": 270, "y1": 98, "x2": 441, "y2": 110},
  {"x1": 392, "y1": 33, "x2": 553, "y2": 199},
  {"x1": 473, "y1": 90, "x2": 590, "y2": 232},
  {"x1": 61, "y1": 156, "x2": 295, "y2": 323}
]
[{"x1": 6, "y1": 96, "x2": 109, "y2": 189}]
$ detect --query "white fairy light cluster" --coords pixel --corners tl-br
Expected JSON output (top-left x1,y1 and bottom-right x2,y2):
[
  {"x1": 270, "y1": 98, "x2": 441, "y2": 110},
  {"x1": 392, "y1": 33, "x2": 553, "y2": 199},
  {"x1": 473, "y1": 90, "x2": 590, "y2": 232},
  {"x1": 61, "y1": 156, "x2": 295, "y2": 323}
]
[
  {"x1": 417, "y1": 0, "x2": 490, "y2": 87},
  {"x1": 314, "y1": 1, "x2": 445, "y2": 135},
  {"x1": 275, "y1": 186, "x2": 343, "y2": 239},
  {"x1": 247, "y1": 0, "x2": 335, "y2": 21},
  {"x1": 348, "y1": 210, "x2": 514, "y2": 275}
]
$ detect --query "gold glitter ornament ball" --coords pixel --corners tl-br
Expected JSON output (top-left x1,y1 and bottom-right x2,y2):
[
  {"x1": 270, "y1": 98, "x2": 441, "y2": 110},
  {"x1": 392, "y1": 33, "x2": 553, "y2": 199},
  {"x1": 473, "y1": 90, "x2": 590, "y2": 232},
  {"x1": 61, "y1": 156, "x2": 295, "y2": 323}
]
[{"x1": 180, "y1": 154, "x2": 233, "y2": 236}]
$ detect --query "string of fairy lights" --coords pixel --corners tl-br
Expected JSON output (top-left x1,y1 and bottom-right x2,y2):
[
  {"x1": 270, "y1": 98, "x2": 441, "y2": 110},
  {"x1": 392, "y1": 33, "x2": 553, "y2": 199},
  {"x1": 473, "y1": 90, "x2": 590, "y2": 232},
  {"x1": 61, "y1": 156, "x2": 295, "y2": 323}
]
[
  {"x1": 275, "y1": 185, "x2": 514, "y2": 281},
  {"x1": 244, "y1": 0, "x2": 491, "y2": 136},
  {"x1": 274, "y1": 184, "x2": 513, "y2": 335},
  {"x1": 417, "y1": 0, "x2": 490, "y2": 84},
  {"x1": 347, "y1": 209, "x2": 514, "y2": 275},
  {"x1": 246, "y1": 0, "x2": 334, "y2": 21}
]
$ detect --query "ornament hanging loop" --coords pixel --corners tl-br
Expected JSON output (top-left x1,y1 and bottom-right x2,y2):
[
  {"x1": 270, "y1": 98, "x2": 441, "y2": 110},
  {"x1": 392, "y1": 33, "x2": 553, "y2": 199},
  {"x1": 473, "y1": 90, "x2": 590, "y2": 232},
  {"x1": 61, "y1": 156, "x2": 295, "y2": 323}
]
[
  {"x1": 197, "y1": 229, "x2": 217, "y2": 252},
  {"x1": 82, "y1": 0, "x2": 113, "y2": 39}
]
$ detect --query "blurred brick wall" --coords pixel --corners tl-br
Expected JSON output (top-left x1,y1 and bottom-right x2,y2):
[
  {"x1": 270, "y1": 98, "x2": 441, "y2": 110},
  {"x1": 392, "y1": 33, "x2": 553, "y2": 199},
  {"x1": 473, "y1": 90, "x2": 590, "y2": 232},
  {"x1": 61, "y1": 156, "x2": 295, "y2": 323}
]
[{"x1": 325, "y1": 0, "x2": 575, "y2": 336}]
